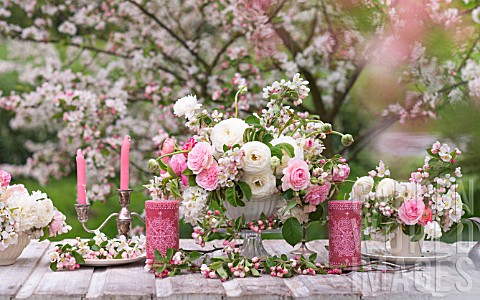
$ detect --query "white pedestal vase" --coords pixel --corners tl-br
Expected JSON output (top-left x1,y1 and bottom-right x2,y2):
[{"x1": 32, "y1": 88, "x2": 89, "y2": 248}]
[
  {"x1": 390, "y1": 226, "x2": 424, "y2": 257},
  {"x1": 225, "y1": 196, "x2": 281, "y2": 258},
  {"x1": 0, "y1": 233, "x2": 30, "y2": 266}
]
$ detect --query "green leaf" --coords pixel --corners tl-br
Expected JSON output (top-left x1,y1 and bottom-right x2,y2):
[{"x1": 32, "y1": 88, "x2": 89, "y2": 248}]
[
  {"x1": 309, "y1": 253, "x2": 317, "y2": 262},
  {"x1": 262, "y1": 133, "x2": 274, "y2": 144},
  {"x1": 166, "y1": 165, "x2": 178, "y2": 178},
  {"x1": 158, "y1": 159, "x2": 168, "y2": 172},
  {"x1": 443, "y1": 222, "x2": 464, "y2": 239},
  {"x1": 270, "y1": 146, "x2": 283, "y2": 160},
  {"x1": 275, "y1": 143, "x2": 295, "y2": 158},
  {"x1": 282, "y1": 217, "x2": 303, "y2": 247},
  {"x1": 305, "y1": 261, "x2": 316, "y2": 269},
  {"x1": 154, "y1": 249, "x2": 163, "y2": 262},
  {"x1": 217, "y1": 266, "x2": 228, "y2": 279},
  {"x1": 282, "y1": 200, "x2": 297, "y2": 214},
  {"x1": 50, "y1": 262, "x2": 58, "y2": 272},
  {"x1": 72, "y1": 251, "x2": 85, "y2": 264},
  {"x1": 223, "y1": 144, "x2": 230, "y2": 152},
  {"x1": 182, "y1": 168, "x2": 194, "y2": 176},
  {"x1": 166, "y1": 248, "x2": 175, "y2": 261},
  {"x1": 189, "y1": 251, "x2": 202, "y2": 262},
  {"x1": 238, "y1": 182, "x2": 252, "y2": 201},
  {"x1": 308, "y1": 205, "x2": 323, "y2": 221},
  {"x1": 281, "y1": 254, "x2": 288, "y2": 261},
  {"x1": 226, "y1": 187, "x2": 237, "y2": 206},
  {"x1": 245, "y1": 115, "x2": 260, "y2": 125},
  {"x1": 251, "y1": 268, "x2": 260, "y2": 277},
  {"x1": 91, "y1": 244, "x2": 100, "y2": 251},
  {"x1": 188, "y1": 175, "x2": 197, "y2": 187},
  {"x1": 283, "y1": 189, "x2": 295, "y2": 200}
]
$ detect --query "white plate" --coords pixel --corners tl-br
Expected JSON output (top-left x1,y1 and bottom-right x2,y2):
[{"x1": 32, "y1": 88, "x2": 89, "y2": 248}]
[
  {"x1": 362, "y1": 250, "x2": 454, "y2": 264},
  {"x1": 81, "y1": 253, "x2": 146, "y2": 267}
]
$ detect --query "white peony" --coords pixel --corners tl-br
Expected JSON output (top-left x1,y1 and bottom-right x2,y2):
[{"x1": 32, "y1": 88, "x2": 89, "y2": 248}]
[
  {"x1": 241, "y1": 141, "x2": 272, "y2": 174},
  {"x1": 270, "y1": 136, "x2": 304, "y2": 175},
  {"x1": 7, "y1": 192, "x2": 38, "y2": 232},
  {"x1": 210, "y1": 118, "x2": 249, "y2": 152},
  {"x1": 398, "y1": 182, "x2": 423, "y2": 199},
  {"x1": 35, "y1": 199, "x2": 54, "y2": 228},
  {"x1": 375, "y1": 178, "x2": 400, "y2": 198},
  {"x1": 351, "y1": 176, "x2": 374, "y2": 200},
  {"x1": 173, "y1": 95, "x2": 201, "y2": 119},
  {"x1": 424, "y1": 221, "x2": 442, "y2": 239},
  {"x1": 242, "y1": 171, "x2": 277, "y2": 199}
]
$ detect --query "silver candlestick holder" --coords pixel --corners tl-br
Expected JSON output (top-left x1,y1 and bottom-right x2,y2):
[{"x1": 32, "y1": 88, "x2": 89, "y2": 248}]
[{"x1": 75, "y1": 189, "x2": 145, "y2": 238}]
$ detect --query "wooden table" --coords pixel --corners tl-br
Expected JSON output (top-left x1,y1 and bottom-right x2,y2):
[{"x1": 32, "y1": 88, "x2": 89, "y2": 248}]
[{"x1": 1, "y1": 239, "x2": 480, "y2": 299}]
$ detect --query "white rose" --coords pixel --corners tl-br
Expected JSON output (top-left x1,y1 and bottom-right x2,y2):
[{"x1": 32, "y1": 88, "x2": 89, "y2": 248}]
[
  {"x1": 210, "y1": 118, "x2": 249, "y2": 152},
  {"x1": 270, "y1": 136, "x2": 304, "y2": 175},
  {"x1": 351, "y1": 176, "x2": 374, "y2": 200},
  {"x1": 398, "y1": 182, "x2": 423, "y2": 199},
  {"x1": 424, "y1": 221, "x2": 442, "y2": 239},
  {"x1": 376, "y1": 178, "x2": 400, "y2": 198},
  {"x1": 241, "y1": 141, "x2": 272, "y2": 174},
  {"x1": 242, "y1": 171, "x2": 277, "y2": 199},
  {"x1": 35, "y1": 199, "x2": 54, "y2": 228},
  {"x1": 173, "y1": 95, "x2": 201, "y2": 119}
]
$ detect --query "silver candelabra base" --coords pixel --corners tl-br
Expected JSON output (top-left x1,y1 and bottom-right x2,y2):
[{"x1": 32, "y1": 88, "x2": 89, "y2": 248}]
[{"x1": 75, "y1": 189, "x2": 145, "y2": 237}]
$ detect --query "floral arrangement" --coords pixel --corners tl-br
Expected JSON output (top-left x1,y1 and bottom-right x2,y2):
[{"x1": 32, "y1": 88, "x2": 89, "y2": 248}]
[
  {"x1": 351, "y1": 142, "x2": 466, "y2": 241},
  {"x1": 49, "y1": 232, "x2": 146, "y2": 271},
  {"x1": 0, "y1": 170, "x2": 71, "y2": 251},
  {"x1": 145, "y1": 74, "x2": 353, "y2": 246},
  {"x1": 144, "y1": 247, "x2": 344, "y2": 281}
]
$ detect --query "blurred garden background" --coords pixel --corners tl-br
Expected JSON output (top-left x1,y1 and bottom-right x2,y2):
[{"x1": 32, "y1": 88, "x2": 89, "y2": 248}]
[{"x1": 0, "y1": 0, "x2": 479, "y2": 241}]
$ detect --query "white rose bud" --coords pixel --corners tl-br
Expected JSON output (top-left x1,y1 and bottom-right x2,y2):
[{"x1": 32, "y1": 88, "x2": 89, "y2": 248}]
[
  {"x1": 376, "y1": 178, "x2": 400, "y2": 198},
  {"x1": 210, "y1": 118, "x2": 249, "y2": 153},
  {"x1": 270, "y1": 156, "x2": 281, "y2": 167},
  {"x1": 351, "y1": 176, "x2": 374, "y2": 200}
]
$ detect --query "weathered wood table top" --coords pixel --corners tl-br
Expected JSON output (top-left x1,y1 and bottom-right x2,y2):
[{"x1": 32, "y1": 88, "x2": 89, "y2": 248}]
[{"x1": 1, "y1": 239, "x2": 479, "y2": 299}]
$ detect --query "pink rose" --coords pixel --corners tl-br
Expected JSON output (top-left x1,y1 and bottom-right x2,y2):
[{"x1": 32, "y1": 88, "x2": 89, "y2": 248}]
[
  {"x1": 281, "y1": 158, "x2": 311, "y2": 191},
  {"x1": 418, "y1": 207, "x2": 433, "y2": 226},
  {"x1": 161, "y1": 138, "x2": 175, "y2": 164},
  {"x1": 170, "y1": 154, "x2": 186, "y2": 176},
  {"x1": 182, "y1": 137, "x2": 197, "y2": 158},
  {"x1": 304, "y1": 182, "x2": 331, "y2": 206},
  {"x1": 398, "y1": 198, "x2": 425, "y2": 225},
  {"x1": 187, "y1": 142, "x2": 214, "y2": 174},
  {"x1": 196, "y1": 160, "x2": 219, "y2": 191},
  {"x1": 332, "y1": 163, "x2": 350, "y2": 182},
  {"x1": 0, "y1": 170, "x2": 11, "y2": 187}
]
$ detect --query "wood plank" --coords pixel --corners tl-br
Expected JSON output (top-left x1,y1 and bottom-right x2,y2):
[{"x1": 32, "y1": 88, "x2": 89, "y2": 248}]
[
  {"x1": 223, "y1": 276, "x2": 293, "y2": 300},
  {"x1": 157, "y1": 274, "x2": 225, "y2": 300},
  {"x1": 99, "y1": 261, "x2": 155, "y2": 300},
  {"x1": 0, "y1": 240, "x2": 49, "y2": 300},
  {"x1": 85, "y1": 267, "x2": 108, "y2": 299}
]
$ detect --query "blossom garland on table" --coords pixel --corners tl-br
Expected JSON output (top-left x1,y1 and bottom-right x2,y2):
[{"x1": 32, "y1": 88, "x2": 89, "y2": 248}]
[
  {"x1": 351, "y1": 142, "x2": 467, "y2": 241},
  {"x1": 48, "y1": 232, "x2": 146, "y2": 271},
  {"x1": 0, "y1": 170, "x2": 71, "y2": 251},
  {"x1": 145, "y1": 74, "x2": 353, "y2": 247},
  {"x1": 145, "y1": 247, "x2": 344, "y2": 281}
]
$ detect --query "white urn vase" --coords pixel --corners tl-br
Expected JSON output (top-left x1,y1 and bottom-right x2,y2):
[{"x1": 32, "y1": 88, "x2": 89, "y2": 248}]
[
  {"x1": 225, "y1": 195, "x2": 280, "y2": 222},
  {"x1": 0, "y1": 233, "x2": 30, "y2": 266},
  {"x1": 390, "y1": 226, "x2": 424, "y2": 257}
]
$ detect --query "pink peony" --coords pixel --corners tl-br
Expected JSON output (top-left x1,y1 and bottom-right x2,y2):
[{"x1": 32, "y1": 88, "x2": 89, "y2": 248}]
[
  {"x1": 281, "y1": 158, "x2": 311, "y2": 191},
  {"x1": 304, "y1": 182, "x2": 331, "y2": 206},
  {"x1": 418, "y1": 207, "x2": 433, "y2": 226},
  {"x1": 182, "y1": 137, "x2": 197, "y2": 157},
  {"x1": 196, "y1": 160, "x2": 219, "y2": 191},
  {"x1": 398, "y1": 198, "x2": 425, "y2": 225},
  {"x1": 187, "y1": 142, "x2": 215, "y2": 174},
  {"x1": 170, "y1": 154, "x2": 187, "y2": 176},
  {"x1": 0, "y1": 170, "x2": 11, "y2": 187},
  {"x1": 332, "y1": 163, "x2": 350, "y2": 182}
]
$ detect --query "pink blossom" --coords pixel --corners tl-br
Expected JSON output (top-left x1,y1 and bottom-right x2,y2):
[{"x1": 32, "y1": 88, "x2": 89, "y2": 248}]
[
  {"x1": 182, "y1": 137, "x2": 197, "y2": 157},
  {"x1": 196, "y1": 160, "x2": 219, "y2": 191},
  {"x1": 160, "y1": 138, "x2": 175, "y2": 164},
  {"x1": 398, "y1": 198, "x2": 425, "y2": 225},
  {"x1": 304, "y1": 182, "x2": 331, "y2": 206},
  {"x1": 332, "y1": 164, "x2": 350, "y2": 182},
  {"x1": 49, "y1": 211, "x2": 70, "y2": 237},
  {"x1": 170, "y1": 154, "x2": 186, "y2": 176},
  {"x1": 187, "y1": 142, "x2": 215, "y2": 174},
  {"x1": 281, "y1": 158, "x2": 310, "y2": 191},
  {"x1": 0, "y1": 170, "x2": 11, "y2": 187},
  {"x1": 418, "y1": 207, "x2": 433, "y2": 226}
]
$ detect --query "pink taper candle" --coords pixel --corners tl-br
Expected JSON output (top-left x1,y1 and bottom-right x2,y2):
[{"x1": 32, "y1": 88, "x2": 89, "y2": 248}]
[
  {"x1": 120, "y1": 135, "x2": 131, "y2": 190},
  {"x1": 76, "y1": 149, "x2": 87, "y2": 204}
]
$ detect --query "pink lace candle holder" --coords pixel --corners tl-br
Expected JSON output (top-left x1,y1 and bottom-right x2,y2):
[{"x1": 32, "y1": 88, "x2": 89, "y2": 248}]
[
  {"x1": 328, "y1": 200, "x2": 362, "y2": 267},
  {"x1": 145, "y1": 200, "x2": 180, "y2": 261}
]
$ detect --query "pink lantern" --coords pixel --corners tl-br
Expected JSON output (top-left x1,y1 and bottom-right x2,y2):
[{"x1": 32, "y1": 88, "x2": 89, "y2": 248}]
[
  {"x1": 145, "y1": 200, "x2": 180, "y2": 260},
  {"x1": 328, "y1": 200, "x2": 362, "y2": 267}
]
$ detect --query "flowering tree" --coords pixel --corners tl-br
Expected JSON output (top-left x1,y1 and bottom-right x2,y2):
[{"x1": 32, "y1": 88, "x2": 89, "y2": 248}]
[{"x1": 0, "y1": 0, "x2": 479, "y2": 201}]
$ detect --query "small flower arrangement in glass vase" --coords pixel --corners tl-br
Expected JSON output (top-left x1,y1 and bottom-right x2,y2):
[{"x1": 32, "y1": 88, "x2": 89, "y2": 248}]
[
  {"x1": 352, "y1": 142, "x2": 468, "y2": 256},
  {"x1": 145, "y1": 74, "x2": 353, "y2": 256},
  {"x1": 0, "y1": 170, "x2": 71, "y2": 265}
]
